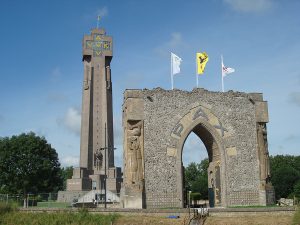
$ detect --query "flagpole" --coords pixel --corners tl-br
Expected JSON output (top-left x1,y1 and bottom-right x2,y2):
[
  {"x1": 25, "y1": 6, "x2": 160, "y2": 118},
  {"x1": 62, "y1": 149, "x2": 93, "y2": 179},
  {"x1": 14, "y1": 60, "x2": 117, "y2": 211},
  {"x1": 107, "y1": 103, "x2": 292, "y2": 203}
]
[
  {"x1": 222, "y1": 75, "x2": 224, "y2": 92},
  {"x1": 171, "y1": 53, "x2": 173, "y2": 90},
  {"x1": 221, "y1": 55, "x2": 224, "y2": 92},
  {"x1": 196, "y1": 54, "x2": 198, "y2": 88},
  {"x1": 97, "y1": 16, "x2": 100, "y2": 29}
]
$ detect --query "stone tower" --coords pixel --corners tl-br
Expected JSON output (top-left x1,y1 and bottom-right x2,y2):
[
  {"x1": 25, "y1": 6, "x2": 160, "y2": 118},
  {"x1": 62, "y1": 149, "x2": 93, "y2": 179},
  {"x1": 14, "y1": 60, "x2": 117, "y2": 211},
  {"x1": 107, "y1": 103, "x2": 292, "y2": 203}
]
[{"x1": 67, "y1": 28, "x2": 122, "y2": 193}]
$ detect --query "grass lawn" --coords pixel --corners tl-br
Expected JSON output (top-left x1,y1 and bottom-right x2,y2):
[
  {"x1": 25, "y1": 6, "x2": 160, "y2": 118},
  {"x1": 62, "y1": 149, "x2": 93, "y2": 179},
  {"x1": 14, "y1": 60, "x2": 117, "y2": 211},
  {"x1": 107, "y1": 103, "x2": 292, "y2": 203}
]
[
  {"x1": 205, "y1": 215, "x2": 293, "y2": 225},
  {"x1": 36, "y1": 201, "x2": 70, "y2": 208},
  {"x1": 0, "y1": 203, "x2": 296, "y2": 225},
  {"x1": 0, "y1": 210, "x2": 119, "y2": 225},
  {"x1": 292, "y1": 207, "x2": 300, "y2": 225}
]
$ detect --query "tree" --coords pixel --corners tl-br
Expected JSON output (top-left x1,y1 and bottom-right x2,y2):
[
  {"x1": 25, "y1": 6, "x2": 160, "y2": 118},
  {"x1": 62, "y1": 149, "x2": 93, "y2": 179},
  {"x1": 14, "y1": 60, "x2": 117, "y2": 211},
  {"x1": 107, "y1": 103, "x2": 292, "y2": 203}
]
[
  {"x1": 271, "y1": 166, "x2": 299, "y2": 198},
  {"x1": 270, "y1": 155, "x2": 300, "y2": 199},
  {"x1": 0, "y1": 132, "x2": 63, "y2": 195},
  {"x1": 293, "y1": 180, "x2": 300, "y2": 198},
  {"x1": 60, "y1": 166, "x2": 73, "y2": 190},
  {"x1": 184, "y1": 159, "x2": 209, "y2": 199}
]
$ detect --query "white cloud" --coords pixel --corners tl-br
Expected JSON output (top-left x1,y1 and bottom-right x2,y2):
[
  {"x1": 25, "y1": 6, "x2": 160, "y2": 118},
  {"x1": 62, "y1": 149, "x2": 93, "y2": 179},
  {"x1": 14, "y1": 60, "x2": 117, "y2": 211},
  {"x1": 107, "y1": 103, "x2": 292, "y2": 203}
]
[
  {"x1": 47, "y1": 92, "x2": 68, "y2": 103},
  {"x1": 58, "y1": 107, "x2": 81, "y2": 135},
  {"x1": 288, "y1": 92, "x2": 300, "y2": 107},
  {"x1": 50, "y1": 67, "x2": 62, "y2": 82},
  {"x1": 154, "y1": 32, "x2": 187, "y2": 57},
  {"x1": 61, "y1": 155, "x2": 79, "y2": 167},
  {"x1": 168, "y1": 33, "x2": 183, "y2": 48},
  {"x1": 97, "y1": 6, "x2": 108, "y2": 18},
  {"x1": 224, "y1": 0, "x2": 273, "y2": 12}
]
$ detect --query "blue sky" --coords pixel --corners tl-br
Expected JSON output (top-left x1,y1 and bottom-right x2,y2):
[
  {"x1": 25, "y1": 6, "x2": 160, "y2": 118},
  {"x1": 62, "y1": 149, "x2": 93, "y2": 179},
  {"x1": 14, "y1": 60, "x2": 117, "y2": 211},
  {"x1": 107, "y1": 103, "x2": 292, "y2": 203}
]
[{"x1": 0, "y1": 0, "x2": 299, "y2": 168}]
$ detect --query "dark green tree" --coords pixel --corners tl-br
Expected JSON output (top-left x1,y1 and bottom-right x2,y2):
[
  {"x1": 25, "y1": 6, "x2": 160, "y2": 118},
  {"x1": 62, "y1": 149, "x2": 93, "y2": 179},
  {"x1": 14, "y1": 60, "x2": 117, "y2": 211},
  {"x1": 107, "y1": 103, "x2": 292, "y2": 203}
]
[
  {"x1": 271, "y1": 166, "x2": 299, "y2": 198},
  {"x1": 0, "y1": 132, "x2": 63, "y2": 195},
  {"x1": 184, "y1": 159, "x2": 209, "y2": 199},
  {"x1": 270, "y1": 155, "x2": 300, "y2": 199},
  {"x1": 60, "y1": 166, "x2": 73, "y2": 190},
  {"x1": 293, "y1": 180, "x2": 300, "y2": 198}
]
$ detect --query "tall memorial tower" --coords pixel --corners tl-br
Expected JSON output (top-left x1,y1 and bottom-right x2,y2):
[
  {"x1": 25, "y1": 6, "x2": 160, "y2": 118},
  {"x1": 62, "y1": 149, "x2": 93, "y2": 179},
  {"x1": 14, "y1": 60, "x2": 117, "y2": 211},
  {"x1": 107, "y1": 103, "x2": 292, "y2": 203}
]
[{"x1": 67, "y1": 28, "x2": 122, "y2": 193}]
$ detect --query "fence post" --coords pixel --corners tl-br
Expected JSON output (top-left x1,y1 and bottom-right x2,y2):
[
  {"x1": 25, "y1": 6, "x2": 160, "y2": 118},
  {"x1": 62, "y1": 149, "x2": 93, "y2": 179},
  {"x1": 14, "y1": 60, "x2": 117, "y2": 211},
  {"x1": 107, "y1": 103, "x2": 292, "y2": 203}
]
[{"x1": 6, "y1": 194, "x2": 8, "y2": 204}]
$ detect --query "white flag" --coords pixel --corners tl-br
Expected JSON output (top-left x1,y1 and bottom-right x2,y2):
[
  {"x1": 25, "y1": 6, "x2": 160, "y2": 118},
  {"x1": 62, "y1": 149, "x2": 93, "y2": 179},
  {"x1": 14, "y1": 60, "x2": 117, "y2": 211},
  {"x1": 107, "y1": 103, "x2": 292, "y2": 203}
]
[
  {"x1": 171, "y1": 52, "x2": 182, "y2": 75},
  {"x1": 222, "y1": 58, "x2": 235, "y2": 77}
]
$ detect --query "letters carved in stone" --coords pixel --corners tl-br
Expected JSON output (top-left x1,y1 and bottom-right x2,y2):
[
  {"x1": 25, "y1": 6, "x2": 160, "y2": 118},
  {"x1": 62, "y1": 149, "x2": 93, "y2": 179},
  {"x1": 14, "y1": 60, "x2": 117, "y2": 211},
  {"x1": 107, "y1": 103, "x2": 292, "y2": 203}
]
[
  {"x1": 192, "y1": 107, "x2": 209, "y2": 121},
  {"x1": 171, "y1": 106, "x2": 228, "y2": 138},
  {"x1": 172, "y1": 123, "x2": 184, "y2": 137}
]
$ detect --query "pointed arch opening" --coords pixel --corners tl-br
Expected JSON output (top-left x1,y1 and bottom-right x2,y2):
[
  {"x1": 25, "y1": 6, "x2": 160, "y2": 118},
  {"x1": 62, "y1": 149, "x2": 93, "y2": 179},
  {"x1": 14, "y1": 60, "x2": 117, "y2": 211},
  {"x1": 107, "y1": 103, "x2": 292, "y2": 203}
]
[{"x1": 177, "y1": 120, "x2": 227, "y2": 208}]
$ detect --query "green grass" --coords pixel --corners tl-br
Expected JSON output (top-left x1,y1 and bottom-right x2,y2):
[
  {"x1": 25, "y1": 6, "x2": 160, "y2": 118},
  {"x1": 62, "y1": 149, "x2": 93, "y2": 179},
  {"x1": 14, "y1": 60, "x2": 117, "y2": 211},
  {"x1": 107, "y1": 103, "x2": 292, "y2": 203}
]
[
  {"x1": 0, "y1": 203, "x2": 14, "y2": 215},
  {"x1": 0, "y1": 208, "x2": 120, "y2": 225},
  {"x1": 229, "y1": 204, "x2": 279, "y2": 208},
  {"x1": 292, "y1": 207, "x2": 300, "y2": 225},
  {"x1": 36, "y1": 201, "x2": 70, "y2": 208}
]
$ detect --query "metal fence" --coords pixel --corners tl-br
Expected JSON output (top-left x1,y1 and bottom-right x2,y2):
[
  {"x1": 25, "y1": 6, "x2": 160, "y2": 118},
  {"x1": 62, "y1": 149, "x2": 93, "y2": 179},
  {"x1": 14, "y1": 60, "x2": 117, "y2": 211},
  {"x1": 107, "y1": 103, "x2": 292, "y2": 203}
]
[
  {"x1": 2, "y1": 193, "x2": 298, "y2": 209},
  {"x1": 0, "y1": 192, "x2": 121, "y2": 208},
  {"x1": 0, "y1": 193, "x2": 64, "y2": 208}
]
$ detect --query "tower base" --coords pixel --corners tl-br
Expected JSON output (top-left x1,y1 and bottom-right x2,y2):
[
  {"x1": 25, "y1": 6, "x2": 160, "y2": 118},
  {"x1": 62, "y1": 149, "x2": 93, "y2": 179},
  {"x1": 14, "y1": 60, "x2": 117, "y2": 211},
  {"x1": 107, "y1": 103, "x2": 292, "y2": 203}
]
[
  {"x1": 67, "y1": 167, "x2": 92, "y2": 191},
  {"x1": 121, "y1": 188, "x2": 144, "y2": 209}
]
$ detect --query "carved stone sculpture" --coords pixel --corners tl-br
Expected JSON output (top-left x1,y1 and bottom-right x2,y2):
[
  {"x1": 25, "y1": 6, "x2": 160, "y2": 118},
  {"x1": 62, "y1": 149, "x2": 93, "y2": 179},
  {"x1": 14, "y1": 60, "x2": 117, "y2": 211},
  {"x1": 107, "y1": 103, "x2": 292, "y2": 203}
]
[
  {"x1": 94, "y1": 150, "x2": 103, "y2": 170},
  {"x1": 83, "y1": 64, "x2": 90, "y2": 90},
  {"x1": 125, "y1": 120, "x2": 143, "y2": 190},
  {"x1": 257, "y1": 123, "x2": 271, "y2": 183}
]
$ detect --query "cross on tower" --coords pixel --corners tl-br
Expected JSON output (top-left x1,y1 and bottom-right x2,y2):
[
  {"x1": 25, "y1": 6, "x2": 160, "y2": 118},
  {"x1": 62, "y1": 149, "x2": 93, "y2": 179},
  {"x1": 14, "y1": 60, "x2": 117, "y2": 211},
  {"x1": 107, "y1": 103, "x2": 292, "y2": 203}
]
[{"x1": 85, "y1": 33, "x2": 112, "y2": 57}]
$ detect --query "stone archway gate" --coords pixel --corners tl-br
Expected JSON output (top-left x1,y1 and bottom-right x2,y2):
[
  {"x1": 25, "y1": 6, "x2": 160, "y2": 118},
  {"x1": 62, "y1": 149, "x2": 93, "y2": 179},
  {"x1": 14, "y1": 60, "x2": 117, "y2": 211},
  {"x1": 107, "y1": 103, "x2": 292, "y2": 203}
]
[{"x1": 121, "y1": 88, "x2": 275, "y2": 209}]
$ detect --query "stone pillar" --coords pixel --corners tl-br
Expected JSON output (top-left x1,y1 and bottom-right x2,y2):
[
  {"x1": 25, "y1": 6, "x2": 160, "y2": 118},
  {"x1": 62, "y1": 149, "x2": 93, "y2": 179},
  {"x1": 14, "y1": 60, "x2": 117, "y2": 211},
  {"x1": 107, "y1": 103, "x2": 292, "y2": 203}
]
[
  {"x1": 253, "y1": 97, "x2": 275, "y2": 205},
  {"x1": 208, "y1": 161, "x2": 221, "y2": 207},
  {"x1": 121, "y1": 91, "x2": 145, "y2": 208}
]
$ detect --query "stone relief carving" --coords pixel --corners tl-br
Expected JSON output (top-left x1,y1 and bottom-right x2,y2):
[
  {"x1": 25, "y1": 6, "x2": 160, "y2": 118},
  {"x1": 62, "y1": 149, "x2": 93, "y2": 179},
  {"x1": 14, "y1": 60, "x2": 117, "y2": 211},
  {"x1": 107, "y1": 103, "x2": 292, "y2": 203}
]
[
  {"x1": 257, "y1": 123, "x2": 271, "y2": 183},
  {"x1": 208, "y1": 161, "x2": 221, "y2": 205},
  {"x1": 125, "y1": 120, "x2": 144, "y2": 190},
  {"x1": 83, "y1": 80, "x2": 89, "y2": 90},
  {"x1": 83, "y1": 64, "x2": 91, "y2": 90},
  {"x1": 106, "y1": 65, "x2": 111, "y2": 89},
  {"x1": 94, "y1": 150, "x2": 103, "y2": 170}
]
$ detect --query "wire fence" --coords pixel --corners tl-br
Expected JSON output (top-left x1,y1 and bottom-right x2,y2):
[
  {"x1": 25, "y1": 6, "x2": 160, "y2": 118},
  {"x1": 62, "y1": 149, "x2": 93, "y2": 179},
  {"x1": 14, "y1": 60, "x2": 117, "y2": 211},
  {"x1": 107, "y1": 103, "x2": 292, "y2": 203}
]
[
  {"x1": 0, "y1": 193, "x2": 69, "y2": 208},
  {"x1": 1, "y1": 193, "x2": 299, "y2": 209},
  {"x1": 0, "y1": 192, "x2": 121, "y2": 208}
]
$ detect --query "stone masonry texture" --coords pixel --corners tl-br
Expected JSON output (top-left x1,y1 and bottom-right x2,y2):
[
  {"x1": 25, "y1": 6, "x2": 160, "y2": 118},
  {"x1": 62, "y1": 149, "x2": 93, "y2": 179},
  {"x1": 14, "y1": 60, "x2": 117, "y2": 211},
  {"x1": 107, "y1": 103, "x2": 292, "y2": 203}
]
[{"x1": 122, "y1": 87, "x2": 273, "y2": 208}]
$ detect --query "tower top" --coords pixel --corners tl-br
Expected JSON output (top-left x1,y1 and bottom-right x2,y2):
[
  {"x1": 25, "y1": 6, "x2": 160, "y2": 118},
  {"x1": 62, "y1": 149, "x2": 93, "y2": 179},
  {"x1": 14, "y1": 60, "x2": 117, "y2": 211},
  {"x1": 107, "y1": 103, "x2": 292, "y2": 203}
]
[
  {"x1": 91, "y1": 28, "x2": 106, "y2": 35},
  {"x1": 82, "y1": 28, "x2": 112, "y2": 59}
]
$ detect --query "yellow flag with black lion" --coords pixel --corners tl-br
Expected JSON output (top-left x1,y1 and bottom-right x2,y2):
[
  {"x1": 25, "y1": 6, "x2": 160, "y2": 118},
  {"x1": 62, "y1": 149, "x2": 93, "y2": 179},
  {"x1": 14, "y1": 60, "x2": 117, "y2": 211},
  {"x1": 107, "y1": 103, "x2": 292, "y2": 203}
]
[{"x1": 196, "y1": 52, "x2": 209, "y2": 74}]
